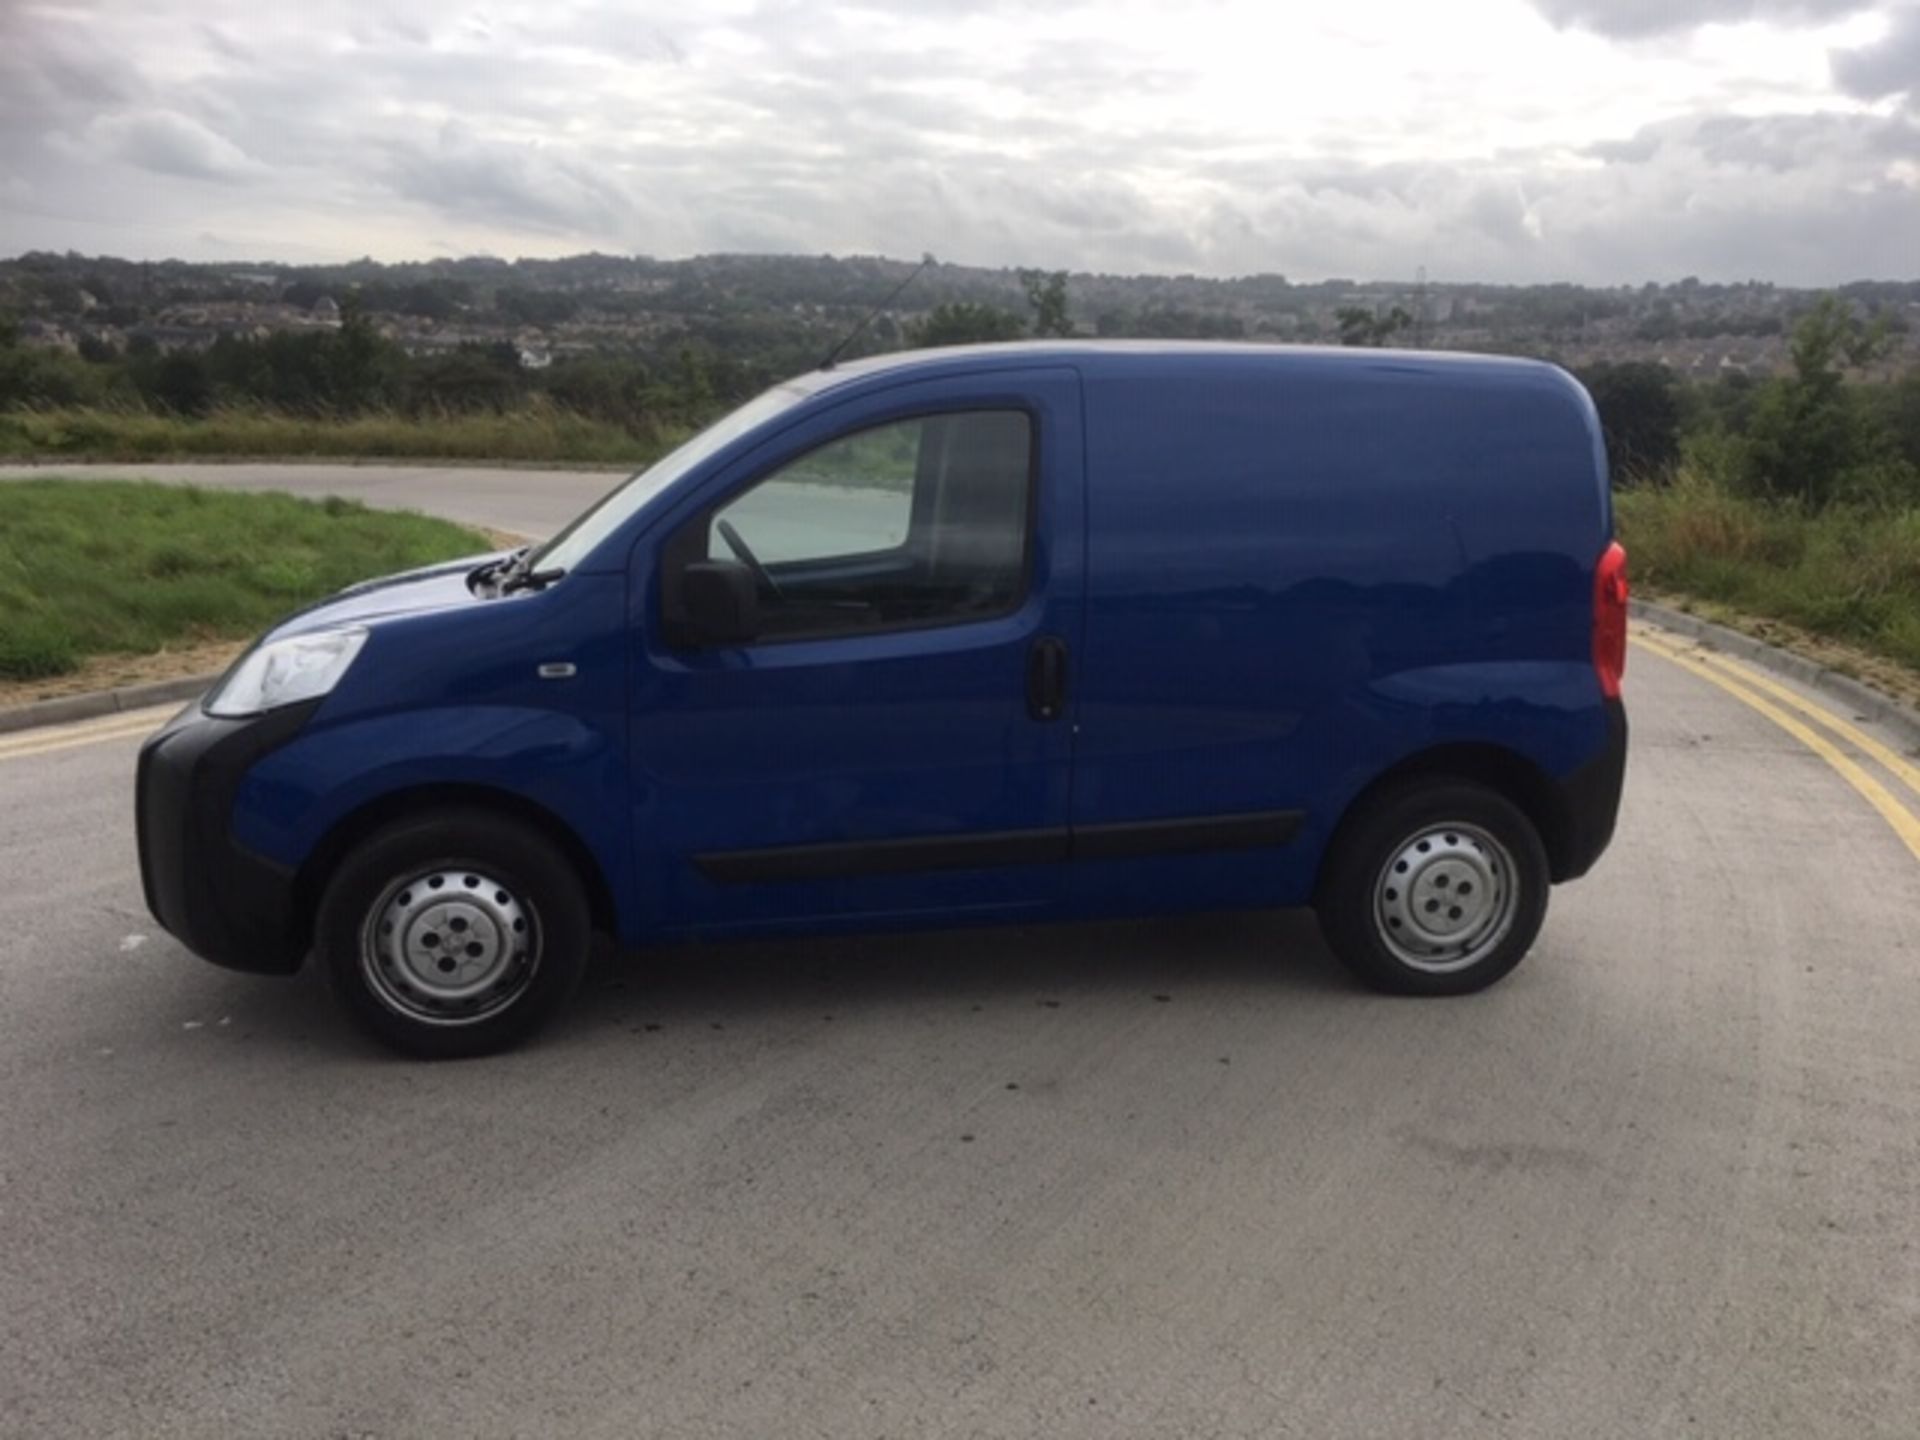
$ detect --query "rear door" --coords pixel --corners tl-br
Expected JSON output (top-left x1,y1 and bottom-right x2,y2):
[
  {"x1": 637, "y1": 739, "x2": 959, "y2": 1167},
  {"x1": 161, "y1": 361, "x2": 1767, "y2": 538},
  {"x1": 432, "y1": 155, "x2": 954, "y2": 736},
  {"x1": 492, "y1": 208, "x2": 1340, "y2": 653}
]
[{"x1": 630, "y1": 367, "x2": 1086, "y2": 934}]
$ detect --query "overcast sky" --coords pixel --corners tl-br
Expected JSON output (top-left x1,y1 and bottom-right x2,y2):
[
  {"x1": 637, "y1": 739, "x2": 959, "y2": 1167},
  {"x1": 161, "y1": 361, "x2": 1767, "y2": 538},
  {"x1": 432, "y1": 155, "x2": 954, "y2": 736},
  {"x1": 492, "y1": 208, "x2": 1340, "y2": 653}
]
[{"x1": 2, "y1": 0, "x2": 1916, "y2": 284}]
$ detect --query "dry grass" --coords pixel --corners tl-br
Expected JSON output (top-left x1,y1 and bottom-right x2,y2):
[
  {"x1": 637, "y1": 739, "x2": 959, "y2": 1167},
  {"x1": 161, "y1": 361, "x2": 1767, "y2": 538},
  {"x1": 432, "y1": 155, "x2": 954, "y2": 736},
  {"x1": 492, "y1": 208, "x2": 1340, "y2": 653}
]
[{"x1": 1616, "y1": 470, "x2": 1920, "y2": 676}]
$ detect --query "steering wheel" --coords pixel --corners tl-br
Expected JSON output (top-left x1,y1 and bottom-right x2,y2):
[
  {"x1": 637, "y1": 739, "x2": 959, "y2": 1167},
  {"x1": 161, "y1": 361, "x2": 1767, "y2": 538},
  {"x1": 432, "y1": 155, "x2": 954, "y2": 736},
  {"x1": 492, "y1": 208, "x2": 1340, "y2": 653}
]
[{"x1": 715, "y1": 519, "x2": 785, "y2": 603}]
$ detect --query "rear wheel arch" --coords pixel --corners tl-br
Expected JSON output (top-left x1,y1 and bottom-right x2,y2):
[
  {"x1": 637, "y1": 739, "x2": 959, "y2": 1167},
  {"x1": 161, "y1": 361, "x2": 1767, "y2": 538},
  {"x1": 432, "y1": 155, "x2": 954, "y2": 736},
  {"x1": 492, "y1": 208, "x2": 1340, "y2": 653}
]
[
  {"x1": 1319, "y1": 742, "x2": 1573, "y2": 890},
  {"x1": 292, "y1": 784, "x2": 621, "y2": 954}
]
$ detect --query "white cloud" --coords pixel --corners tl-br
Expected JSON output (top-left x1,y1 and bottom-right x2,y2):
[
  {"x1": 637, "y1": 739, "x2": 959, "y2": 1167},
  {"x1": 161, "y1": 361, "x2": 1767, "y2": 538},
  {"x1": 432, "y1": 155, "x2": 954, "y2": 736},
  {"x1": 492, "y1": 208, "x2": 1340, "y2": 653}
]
[
  {"x1": 0, "y1": 0, "x2": 1913, "y2": 282},
  {"x1": 1527, "y1": 0, "x2": 1869, "y2": 38},
  {"x1": 1831, "y1": 3, "x2": 1920, "y2": 100},
  {"x1": 88, "y1": 111, "x2": 262, "y2": 183}
]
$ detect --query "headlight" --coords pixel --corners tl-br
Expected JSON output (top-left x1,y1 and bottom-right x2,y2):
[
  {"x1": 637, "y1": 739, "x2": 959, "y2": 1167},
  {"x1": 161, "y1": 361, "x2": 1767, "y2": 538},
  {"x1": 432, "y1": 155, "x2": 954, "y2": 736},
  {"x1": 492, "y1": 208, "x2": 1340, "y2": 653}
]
[{"x1": 205, "y1": 627, "x2": 369, "y2": 718}]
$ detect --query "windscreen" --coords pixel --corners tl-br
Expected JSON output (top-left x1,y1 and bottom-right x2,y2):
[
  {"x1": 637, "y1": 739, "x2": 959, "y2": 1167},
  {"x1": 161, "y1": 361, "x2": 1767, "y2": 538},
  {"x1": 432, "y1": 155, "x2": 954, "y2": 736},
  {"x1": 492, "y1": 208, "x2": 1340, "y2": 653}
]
[{"x1": 532, "y1": 383, "x2": 810, "y2": 575}]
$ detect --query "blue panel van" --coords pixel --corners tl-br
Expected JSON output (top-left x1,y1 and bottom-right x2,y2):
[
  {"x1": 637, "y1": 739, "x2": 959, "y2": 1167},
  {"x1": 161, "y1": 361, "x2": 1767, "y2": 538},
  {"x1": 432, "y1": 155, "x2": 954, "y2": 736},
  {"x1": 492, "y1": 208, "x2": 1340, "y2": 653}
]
[{"x1": 137, "y1": 342, "x2": 1629, "y2": 1057}]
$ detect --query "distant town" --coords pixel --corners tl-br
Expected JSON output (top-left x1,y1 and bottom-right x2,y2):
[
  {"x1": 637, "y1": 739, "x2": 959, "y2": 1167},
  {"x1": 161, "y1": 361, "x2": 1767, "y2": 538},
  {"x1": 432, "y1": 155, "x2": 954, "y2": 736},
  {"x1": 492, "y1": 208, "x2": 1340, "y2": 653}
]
[{"x1": 5, "y1": 250, "x2": 1917, "y2": 382}]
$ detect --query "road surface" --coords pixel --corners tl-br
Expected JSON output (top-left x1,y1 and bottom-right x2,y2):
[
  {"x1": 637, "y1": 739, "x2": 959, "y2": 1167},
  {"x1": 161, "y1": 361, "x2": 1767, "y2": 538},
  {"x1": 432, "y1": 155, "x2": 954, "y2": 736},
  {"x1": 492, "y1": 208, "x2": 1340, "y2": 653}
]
[
  {"x1": 2, "y1": 465, "x2": 1917, "y2": 1437},
  {"x1": 0, "y1": 460, "x2": 924, "y2": 560},
  {"x1": 0, "y1": 460, "x2": 629, "y2": 541}
]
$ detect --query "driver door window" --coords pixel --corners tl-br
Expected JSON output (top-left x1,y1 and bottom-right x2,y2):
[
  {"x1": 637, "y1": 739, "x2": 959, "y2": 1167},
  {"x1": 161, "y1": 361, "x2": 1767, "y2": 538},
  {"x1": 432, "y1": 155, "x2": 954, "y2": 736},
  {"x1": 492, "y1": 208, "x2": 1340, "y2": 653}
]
[{"x1": 668, "y1": 409, "x2": 1034, "y2": 645}]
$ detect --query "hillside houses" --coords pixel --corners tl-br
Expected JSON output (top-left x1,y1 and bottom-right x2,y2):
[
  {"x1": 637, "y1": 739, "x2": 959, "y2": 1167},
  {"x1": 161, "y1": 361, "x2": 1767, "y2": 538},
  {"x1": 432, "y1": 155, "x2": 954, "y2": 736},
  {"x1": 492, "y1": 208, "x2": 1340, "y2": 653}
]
[{"x1": 3, "y1": 251, "x2": 1915, "y2": 380}]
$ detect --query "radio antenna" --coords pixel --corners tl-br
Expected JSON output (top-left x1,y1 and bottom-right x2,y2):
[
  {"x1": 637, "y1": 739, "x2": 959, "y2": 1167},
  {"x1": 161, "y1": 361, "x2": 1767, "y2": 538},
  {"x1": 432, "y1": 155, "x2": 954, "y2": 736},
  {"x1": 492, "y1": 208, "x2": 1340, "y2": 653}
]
[{"x1": 819, "y1": 252, "x2": 935, "y2": 370}]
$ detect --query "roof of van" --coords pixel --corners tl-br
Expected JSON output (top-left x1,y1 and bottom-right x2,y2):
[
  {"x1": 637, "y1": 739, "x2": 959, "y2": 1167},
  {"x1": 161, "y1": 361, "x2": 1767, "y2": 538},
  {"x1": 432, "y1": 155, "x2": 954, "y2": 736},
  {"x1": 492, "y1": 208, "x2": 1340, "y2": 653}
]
[{"x1": 790, "y1": 339, "x2": 1573, "y2": 398}]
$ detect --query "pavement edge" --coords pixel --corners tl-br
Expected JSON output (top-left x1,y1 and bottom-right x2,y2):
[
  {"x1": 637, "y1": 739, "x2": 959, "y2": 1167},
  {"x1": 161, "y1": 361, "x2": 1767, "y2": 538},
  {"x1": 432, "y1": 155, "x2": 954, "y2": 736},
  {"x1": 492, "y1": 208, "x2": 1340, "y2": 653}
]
[
  {"x1": 0, "y1": 674, "x2": 216, "y2": 737},
  {"x1": 1633, "y1": 597, "x2": 1920, "y2": 752}
]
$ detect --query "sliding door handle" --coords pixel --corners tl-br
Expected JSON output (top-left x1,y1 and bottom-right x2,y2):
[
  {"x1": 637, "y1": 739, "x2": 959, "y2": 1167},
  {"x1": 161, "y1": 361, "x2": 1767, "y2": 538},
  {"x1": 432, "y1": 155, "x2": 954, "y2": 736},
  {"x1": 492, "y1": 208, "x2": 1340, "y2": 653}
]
[{"x1": 1027, "y1": 635, "x2": 1068, "y2": 722}]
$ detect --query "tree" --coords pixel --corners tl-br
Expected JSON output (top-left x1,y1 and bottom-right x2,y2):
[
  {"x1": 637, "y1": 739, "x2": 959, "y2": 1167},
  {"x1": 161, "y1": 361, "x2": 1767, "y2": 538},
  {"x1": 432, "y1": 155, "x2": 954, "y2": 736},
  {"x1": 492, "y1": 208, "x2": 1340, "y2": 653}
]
[
  {"x1": 495, "y1": 288, "x2": 579, "y2": 327},
  {"x1": 325, "y1": 294, "x2": 398, "y2": 412},
  {"x1": 149, "y1": 351, "x2": 214, "y2": 417},
  {"x1": 668, "y1": 346, "x2": 712, "y2": 419},
  {"x1": 1870, "y1": 370, "x2": 1920, "y2": 473},
  {"x1": 912, "y1": 302, "x2": 1025, "y2": 348},
  {"x1": 540, "y1": 354, "x2": 653, "y2": 429},
  {"x1": 0, "y1": 336, "x2": 110, "y2": 408},
  {"x1": 281, "y1": 279, "x2": 328, "y2": 310},
  {"x1": 1580, "y1": 362, "x2": 1681, "y2": 483},
  {"x1": 1743, "y1": 295, "x2": 1893, "y2": 504},
  {"x1": 1018, "y1": 269, "x2": 1072, "y2": 337},
  {"x1": 1336, "y1": 305, "x2": 1413, "y2": 347},
  {"x1": 405, "y1": 345, "x2": 523, "y2": 414},
  {"x1": 400, "y1": 280, "x2": 465, "y2": 321}
]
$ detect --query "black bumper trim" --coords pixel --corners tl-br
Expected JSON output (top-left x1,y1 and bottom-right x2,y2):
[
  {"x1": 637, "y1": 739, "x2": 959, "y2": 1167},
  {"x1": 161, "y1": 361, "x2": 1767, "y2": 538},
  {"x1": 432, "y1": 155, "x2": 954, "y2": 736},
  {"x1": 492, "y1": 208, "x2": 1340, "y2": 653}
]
[
  {"x1": 1549, "y1": 698, "x2": 1628, "y2": 882},
  {"x1": 135, "y1": 700, "x2": 321, "y2": 974}
]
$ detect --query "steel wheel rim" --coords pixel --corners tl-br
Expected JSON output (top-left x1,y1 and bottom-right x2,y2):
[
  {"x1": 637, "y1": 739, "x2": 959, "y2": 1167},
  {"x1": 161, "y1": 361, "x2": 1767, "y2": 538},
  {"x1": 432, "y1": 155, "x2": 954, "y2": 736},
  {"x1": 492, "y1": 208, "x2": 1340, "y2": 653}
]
[
  {"x1": 1373, "y1": 822, "x2": 1518, "y2": 974},
  {"x1": 359, "y1": 866, "x2": 542, "y2": 1026}
]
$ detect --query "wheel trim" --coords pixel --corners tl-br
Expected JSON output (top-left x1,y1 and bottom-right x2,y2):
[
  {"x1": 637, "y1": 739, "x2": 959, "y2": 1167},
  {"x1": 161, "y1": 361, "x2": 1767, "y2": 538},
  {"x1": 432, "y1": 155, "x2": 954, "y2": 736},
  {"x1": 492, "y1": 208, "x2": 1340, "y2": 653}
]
[
  {"x1": 359, "y1": 866, "x2": 542, "y2": 1027},
  {"x1": 1373, "y1": 823, "x2": 1520, "y2": 975}
]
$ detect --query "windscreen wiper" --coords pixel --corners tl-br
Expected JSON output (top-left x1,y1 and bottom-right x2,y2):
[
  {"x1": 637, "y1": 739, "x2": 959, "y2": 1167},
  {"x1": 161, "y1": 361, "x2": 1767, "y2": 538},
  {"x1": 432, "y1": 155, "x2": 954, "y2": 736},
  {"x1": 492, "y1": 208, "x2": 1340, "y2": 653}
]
[
  {"x1": 503, "y1": 560, "x2": 560, "y2": 587},
  {"x1": 478, "y1": 545, "x2": 531, "y2": 592},
  {"x1": 498, "y1": 554, "x2": 566, "y2": 593}
]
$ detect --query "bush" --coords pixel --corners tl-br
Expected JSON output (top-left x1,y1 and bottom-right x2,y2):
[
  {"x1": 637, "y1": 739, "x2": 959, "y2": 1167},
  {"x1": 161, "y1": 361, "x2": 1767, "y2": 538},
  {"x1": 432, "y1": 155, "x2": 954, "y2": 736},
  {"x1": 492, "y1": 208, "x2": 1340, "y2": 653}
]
[
  {"x1": 1739, "y1": 296, "x2": 1896, "y2": 505},
  {"x1": 1580, "y1": 361, "x2": 1681, "y2": 483},
  {"x1": 0, "y1": 343, "x2": 119, "y2": 409},
  {"x1": 1617, "y1": 470, "x2": 1920, "y2": 671},
  {"x1": 912, "y1": 303, "x2": 1025, "y2": 347}
]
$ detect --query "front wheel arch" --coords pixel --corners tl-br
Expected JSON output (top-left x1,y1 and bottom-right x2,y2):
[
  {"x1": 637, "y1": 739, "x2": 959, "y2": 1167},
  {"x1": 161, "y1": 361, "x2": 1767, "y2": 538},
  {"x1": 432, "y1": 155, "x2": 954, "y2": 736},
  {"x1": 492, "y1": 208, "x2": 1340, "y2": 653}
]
[{"x1": 292, "y1": 784, "x2": 621, "y2": 959}]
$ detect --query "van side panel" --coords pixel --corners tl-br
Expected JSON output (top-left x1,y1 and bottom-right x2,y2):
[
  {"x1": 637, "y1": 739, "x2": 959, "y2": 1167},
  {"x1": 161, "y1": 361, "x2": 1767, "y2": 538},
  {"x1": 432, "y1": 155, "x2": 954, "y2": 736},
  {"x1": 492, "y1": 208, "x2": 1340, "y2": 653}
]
[{"x1": 1067, "y1": 354, "x2": 1611, "y2": 915}]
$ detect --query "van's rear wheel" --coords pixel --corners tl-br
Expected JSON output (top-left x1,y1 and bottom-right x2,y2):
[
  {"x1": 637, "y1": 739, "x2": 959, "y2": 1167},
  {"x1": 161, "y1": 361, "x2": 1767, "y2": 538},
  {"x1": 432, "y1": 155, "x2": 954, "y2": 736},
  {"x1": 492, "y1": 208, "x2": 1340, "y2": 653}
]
[
  {"x1": 316, "y1": 809, "x2": 591, "y2": 1057},
  {"x1": 1315, "y1": 779, "x2": 1548, "y2": 995}
]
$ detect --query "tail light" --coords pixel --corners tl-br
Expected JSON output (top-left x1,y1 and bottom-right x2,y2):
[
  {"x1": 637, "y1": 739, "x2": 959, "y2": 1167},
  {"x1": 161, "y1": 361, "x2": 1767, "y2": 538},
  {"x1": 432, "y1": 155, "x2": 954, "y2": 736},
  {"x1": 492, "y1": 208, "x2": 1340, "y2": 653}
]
[{"x1": 1593, "y1": 541, "x2": 1629, "y2": 700}]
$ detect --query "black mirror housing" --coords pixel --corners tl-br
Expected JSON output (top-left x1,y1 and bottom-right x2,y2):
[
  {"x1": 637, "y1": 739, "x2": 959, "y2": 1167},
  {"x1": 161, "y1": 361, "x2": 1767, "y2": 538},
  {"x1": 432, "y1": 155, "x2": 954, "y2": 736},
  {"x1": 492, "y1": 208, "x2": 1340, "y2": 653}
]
[{"x1": 675, "y1": 559, "x2": 761, "y2": 646}]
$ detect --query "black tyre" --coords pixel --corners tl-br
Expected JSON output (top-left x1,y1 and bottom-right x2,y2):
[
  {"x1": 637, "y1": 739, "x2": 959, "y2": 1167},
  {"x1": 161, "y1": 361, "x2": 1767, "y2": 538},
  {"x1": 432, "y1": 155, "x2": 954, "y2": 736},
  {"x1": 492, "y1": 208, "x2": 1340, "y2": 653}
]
[
  {"x1": 316, "y1": 808, "x2": 592, "y2": 1058},
  {"x1": 1314, "y1": 779, "x2": 1550, "y2": 996}
]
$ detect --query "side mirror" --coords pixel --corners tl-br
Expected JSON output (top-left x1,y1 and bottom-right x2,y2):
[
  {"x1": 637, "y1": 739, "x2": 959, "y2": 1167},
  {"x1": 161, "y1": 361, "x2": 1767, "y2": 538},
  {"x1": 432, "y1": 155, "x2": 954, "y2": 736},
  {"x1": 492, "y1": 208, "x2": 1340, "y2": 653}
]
[{"x1": 675, "y1": 559, "x2": 760, "y2": 646}]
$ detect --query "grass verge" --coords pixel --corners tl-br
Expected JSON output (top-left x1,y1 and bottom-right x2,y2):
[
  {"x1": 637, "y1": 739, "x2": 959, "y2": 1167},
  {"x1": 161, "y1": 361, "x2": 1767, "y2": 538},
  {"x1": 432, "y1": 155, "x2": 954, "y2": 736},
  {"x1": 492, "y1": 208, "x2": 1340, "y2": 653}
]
[
  {"x1": 0, "y1": 405, "x2": 675, "y2": 466},
  {"x1": 0, "y1": 479, "x2": 490, "y2": 682},
  {"x1": 1616, "y1": 472, "x2": 1920, "y2": 678}
]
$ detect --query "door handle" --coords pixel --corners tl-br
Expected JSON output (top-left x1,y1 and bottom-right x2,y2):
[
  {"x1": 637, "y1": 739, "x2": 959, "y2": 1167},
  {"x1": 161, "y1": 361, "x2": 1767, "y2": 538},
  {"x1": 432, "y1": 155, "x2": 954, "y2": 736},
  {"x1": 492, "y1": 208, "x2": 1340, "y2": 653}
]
[{"x1": 1027, "y1": 636, "x2": 1068, "y2": 722}]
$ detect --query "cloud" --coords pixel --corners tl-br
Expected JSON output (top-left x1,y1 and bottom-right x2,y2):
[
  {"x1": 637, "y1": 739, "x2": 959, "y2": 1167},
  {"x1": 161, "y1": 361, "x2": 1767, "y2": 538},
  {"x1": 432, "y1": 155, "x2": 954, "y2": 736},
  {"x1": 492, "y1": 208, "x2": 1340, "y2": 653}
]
[
  {"x1": 90, "y1": 111, "x2": 261, "y2": 183},
  {"x1": 382, "y1": 126, "x2": 636, "y2": 236},
  {"x1": 0, "y1": 0, "x2": 1913, "y2": 282},
  {"x1": 1528, "y1": 0, "x2": 1872, "y2": 38},
  {"x1": 1593, "y1": 108, "x2": 1920, "y2": 169},
  {"x1": 1831, "y1": 4, "x2": 1920, "y2": 98}
]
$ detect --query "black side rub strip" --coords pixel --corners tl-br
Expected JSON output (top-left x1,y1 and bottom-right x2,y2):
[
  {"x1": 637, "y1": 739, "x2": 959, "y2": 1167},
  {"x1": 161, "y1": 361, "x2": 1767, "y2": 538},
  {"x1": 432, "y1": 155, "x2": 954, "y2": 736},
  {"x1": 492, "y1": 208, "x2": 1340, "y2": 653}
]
[
  {"x1": 1072, "y1": 810, "x2": 1302, "y2": 860},
  {"x1": 696, "y1": 828, "x2": 1070, "y2": 884},
  {"x1": 694, "y1": 810, "x2": 1303, "y2": 884}
]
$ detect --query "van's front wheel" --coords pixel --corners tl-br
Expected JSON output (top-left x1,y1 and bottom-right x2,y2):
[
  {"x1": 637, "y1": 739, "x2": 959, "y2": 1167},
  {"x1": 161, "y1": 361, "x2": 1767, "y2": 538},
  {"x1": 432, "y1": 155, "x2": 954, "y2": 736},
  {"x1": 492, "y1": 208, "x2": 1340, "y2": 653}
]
[
  {"x1": 1315, "y1": 780, "x2": 1549, "y2": 995},
  {"x1": 316, "y1": 810, "x2": 592, "y2": 1057}
]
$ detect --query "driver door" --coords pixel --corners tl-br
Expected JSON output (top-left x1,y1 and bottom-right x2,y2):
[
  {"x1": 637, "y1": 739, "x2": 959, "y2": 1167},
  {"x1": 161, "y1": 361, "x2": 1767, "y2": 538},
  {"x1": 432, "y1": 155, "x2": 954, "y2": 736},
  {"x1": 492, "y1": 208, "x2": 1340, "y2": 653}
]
[{"x1": 630, "y1": 367, "x2": 1085, "y2": 935}]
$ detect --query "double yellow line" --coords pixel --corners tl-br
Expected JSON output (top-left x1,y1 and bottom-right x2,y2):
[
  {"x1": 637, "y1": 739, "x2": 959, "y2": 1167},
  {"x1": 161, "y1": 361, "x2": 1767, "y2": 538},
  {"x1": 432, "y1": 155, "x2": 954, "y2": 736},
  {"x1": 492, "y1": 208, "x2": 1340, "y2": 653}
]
[
  {"x1": 0, "y1": 704, "x2": 179, "y2": 765},
  {"x1": 1632, "y1": 629, "x2": 1920, "y2": 864}
]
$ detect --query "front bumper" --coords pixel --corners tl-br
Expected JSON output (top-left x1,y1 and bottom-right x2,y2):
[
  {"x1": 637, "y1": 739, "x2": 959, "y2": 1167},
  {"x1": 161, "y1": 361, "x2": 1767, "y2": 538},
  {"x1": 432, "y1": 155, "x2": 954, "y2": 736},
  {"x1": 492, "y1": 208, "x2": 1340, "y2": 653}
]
[{"x1": 135, "y1": 699, "x2": 320, "y2": 974}]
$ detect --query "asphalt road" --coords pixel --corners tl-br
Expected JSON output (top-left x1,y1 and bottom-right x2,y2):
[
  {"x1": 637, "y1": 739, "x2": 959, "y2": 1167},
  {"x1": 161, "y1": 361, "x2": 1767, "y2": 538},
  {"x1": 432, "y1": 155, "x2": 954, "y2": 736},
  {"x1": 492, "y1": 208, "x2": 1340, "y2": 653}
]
[
  {"x1": 0, "y1": 460, "x2": 629, "y2": 540},
  {"x1": 4, "y1": 465, "x2": 1918, "y2": 1437}
]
